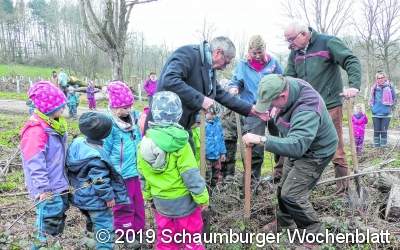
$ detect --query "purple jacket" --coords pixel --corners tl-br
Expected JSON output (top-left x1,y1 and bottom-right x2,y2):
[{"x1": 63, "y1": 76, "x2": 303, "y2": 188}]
[
  {"x1": 20, "y1": 114, "x2": 69, "y2": 199},
  {"x1": 144, "y1": 79, "x2": 157, "y2": 96},
  {"x1": 352, "y1": 113, "x2": 368, "y2": 137}
]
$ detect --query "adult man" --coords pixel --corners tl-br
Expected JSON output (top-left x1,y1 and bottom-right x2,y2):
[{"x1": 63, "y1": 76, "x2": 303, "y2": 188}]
[
  {"x1": 228, "y1": 35, "x2": 283, "y2": 183},
  {"x1": 283, "y1": 23, "x2": 361, "y2": 193},
  {"x1": 243, "y1": 75, "x2": 338, "y2": 243},
  {"x1": 58, "y1": 68, "x2": 69, "y2": 96},
  {"x1": 148, "y1": 36, "x2": 266, "y2": 144}
]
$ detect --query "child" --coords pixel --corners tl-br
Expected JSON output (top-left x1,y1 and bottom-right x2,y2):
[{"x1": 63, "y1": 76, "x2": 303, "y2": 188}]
[
  {"x1": 26, "y1": 99, "x2": 35, "y2": 115},
  {"x1": 205, "y1": 106, "x2": 226, "y2": 188},
  {"x1": 67, "y1": 86, "x2": 79, "y2": 118},
  {"x1": 103, "y1": 81, "x2": 145, "y2": 241},
  {"x1": 87, "y1": 80, "x2": 100, "y2": 110},
  {"x1": 66, "y1": 112, "x2": 129, "y2": 250},
  {"x1": 143, "y1": 72, "x2": 157, "y2": 104},
  {"x1": 20, "y1": 81, "x2": 69, "y2": 248},
  {"x1": 137, "y1": 91, "x2": 209, "y2": 250},
  {"x1": 352, "y1": 103, "x2": 368, "y2": 155}
]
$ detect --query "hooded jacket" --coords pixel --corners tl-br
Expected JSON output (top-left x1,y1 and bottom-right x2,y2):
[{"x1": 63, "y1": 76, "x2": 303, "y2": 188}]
[
  {"x1": 104, "y1": 111, "x2": 142, "y2": 179},
  {"x1": 66, "y1": 137, "x2": 129, "y2": 210},
  {"x1": 137, "y1": 124, "x2": 209, "y2": 217},
  {"x1": 20, "y1": 114, "x2": 69, "y2": 199}
]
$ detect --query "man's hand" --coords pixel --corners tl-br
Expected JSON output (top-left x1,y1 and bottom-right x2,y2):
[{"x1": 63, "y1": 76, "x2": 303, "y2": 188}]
[
  {"x1": 242, "y1": 133, "x2": 263, "y2": 146},
  {"x1": 39, "y1": 192, "x2": 51, "y2": 201},
  {"x1": 250, "y1": 105, "x2": 271, "y2": 121},
  {"x1": 106, "y1": 199, "x2": 116, "y2": 208},
  {"x1": 340, "y1": 88, "x2": 359, "y2": 98},
  {"x1": 220, "y1": 154, "x2": 226, "y2": 162},
  {"x1": 229, "y1": 87, "x2": 239, "y2": 95},
  {"x1": 202, "y1": 96, "x2": 214, "y2": 110}
]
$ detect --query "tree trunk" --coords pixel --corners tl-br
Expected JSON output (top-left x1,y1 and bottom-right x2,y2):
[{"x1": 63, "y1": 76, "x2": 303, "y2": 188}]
[{"x1": 109, "y1": 49, "x2": 124, "y2": 80}]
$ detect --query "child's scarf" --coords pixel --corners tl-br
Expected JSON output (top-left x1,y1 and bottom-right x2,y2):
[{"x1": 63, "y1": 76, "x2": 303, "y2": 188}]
[{"x1": 34, "y1": 109, "x2": 67, "y2": 136}]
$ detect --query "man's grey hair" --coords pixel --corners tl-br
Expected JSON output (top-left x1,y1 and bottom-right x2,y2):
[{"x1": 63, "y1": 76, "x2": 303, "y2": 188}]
[
  {"x1": 284, "y1": 22, "x2": 309, "y2": 34},
  {"x1": 210, "y1": 36, "x2": 236, "y2": 58}
]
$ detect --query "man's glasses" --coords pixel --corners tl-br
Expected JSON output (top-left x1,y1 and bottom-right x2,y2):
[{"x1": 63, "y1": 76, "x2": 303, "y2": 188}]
[{"x1": 286, "y1": 32, "x2": 302, "y2": 43}]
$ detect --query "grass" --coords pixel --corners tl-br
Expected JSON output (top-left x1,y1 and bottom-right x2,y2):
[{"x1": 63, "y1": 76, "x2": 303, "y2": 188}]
[
  {"x1": 0, "y1": 170, "x2": 24, "y2": 193},
  {"x1": 0, "y1": 64, "x2": 54, "y2": 79},
  {"x1": 235, "y1": 150, "x2": 275, "y2": 176}
]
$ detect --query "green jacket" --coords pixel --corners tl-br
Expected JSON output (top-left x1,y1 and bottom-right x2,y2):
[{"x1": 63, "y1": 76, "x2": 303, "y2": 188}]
[
  {"x1": 137, "y1": 124, "x2": 209, "y2": 217},
  {"x1": 265, "y1": 78, "x2": 338, "y2": 159},
  {"x1": 284, "y1": 27, "x2": 361, "y2": 109}
]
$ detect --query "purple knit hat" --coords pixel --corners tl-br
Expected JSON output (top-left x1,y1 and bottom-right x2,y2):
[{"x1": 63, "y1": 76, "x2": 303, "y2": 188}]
[
  {"x1": 28, "y1": 81, "x2": 67, "y2": 115},
  {"x1": 107, "y1": 81, "x2": 134, "y2": 108}
]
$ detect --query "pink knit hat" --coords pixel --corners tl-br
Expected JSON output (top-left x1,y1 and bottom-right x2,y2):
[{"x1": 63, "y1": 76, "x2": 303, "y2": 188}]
[
  {"x1": 28, "y1": 81, "x2": 67, "y2": 115},
  {"x1": 107, "y1": 81, "x2": 134, "y2": 108}
]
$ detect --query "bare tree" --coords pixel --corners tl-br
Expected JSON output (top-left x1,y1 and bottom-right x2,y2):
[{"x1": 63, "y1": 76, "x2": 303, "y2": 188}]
[
  {"x1": 195, "y1": 17, "x2": 216, "y2": 42},
  {"x1": 374, "y1": 0, "x2": 400, "y2": 78},
  {"x1": 283, "y1": 0, "x2": 353, "y2": 35},
  {"x1": 79, "y1": 0, "x2": 158, "y2": 80},
  {"x1": 353, "y1": 0, "x2": 382, "y2": 99}
]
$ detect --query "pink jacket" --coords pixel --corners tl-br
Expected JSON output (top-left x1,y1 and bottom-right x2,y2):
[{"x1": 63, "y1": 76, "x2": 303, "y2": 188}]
[
  {"x1": 352, "y1": 113, "x2": 368, "y2": 137},
  {"x1": 144, "y1": 79, "x2": 157, "y2": 96}
]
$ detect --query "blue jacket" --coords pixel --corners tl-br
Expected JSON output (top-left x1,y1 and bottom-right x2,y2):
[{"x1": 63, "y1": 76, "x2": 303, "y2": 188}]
[
  {"x1": 370, "y1": 84, "x2": 396, "y2": 117},
  {"x1": 66, "y1": 137, "x2": 129, "y2": 210},
  {"x1": 205, "y1": 117, "x2": 226, "y2": 160},
  {"x1": 67, "y1": 93, "x2": 79, "y2": 106},
  {"x1": 104, "y1": 111, "x2": 142, "y2": 179},
  {"x1": 229, "y1": 57, "x2": 283, "y2": 103}
]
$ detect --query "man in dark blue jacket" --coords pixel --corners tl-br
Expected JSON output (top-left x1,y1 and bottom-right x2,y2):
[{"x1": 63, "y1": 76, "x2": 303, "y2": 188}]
[{"x1": 147, "y1": 37, "x2": 265, "y2": 135}]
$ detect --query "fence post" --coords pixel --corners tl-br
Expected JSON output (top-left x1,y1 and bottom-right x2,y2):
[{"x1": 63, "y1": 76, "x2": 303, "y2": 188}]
[{"x1": 16, "y1": 79, "x2": 20, "y2": 93}]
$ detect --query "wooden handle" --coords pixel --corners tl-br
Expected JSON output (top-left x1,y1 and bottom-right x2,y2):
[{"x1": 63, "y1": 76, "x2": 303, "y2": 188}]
[
  {"x1": 346, "y1": 98, "x2": 359, "y2": 173},
  {"x1": 244, "y1": 146, "x2": 252, "y2": 219},
  {"x1": 199, "y1": 110, "x2": 206, "y2": 177},
  {"x1": 235, "y1": 113, "x2": 245, "y2": 166}
]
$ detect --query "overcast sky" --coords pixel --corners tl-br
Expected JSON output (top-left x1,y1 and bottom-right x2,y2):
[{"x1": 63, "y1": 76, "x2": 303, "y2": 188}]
[{"x1": 129, "y1": 0, "x2": 292, "y2": 56}]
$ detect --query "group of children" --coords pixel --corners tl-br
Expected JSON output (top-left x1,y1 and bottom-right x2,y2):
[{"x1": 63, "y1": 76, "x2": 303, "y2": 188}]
[{"x1": 21, "y1": 80, "x2": 209, "y2": 249}]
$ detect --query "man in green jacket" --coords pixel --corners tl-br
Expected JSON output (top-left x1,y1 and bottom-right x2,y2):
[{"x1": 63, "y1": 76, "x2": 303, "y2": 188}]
[
  {"x1": 243, "y1": 75, "x2": 338, "y2": 241},
  {"x1": 283, "y1": 23, "x2": 361, "y2": 193}
]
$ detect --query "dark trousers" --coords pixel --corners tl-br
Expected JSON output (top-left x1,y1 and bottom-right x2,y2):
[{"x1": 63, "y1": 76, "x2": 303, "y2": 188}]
[
  {"x1": 372, "y1": 117, "x2": 391, "y2": 147},
  {"x1": 222, "y1": 141, "x2": 237, "y2": 178},
  {"x1": 206, "y1": 159, "x2": 223, "y2": 188},
  {"x1": 277, "y1": 155, "x2": 333, "y2": 234}
]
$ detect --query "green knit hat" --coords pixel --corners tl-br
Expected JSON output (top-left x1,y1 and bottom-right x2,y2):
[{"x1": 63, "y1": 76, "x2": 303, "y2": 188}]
[{"x1": 255, "y1": 74, "x2": 287, "y2": 112}]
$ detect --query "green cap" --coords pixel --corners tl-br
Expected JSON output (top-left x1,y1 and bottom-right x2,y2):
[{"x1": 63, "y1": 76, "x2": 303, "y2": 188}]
[{"x1": 255, "y1": 74, "x2": 286, "y2": 112}]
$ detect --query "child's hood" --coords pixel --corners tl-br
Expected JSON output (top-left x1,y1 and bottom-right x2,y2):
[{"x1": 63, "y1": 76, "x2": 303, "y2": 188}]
[
  {"x1": 146, "y1": 125, "x2": 188, "y2": 152},
  {"x1": 67, "y1": 137, "x2": 102, "y2": 172}
]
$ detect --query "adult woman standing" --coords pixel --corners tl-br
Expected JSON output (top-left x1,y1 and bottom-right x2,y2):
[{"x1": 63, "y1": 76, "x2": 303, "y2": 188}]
[{"x1": 369, "y1": 71, "x2": 396, "y2": 147}]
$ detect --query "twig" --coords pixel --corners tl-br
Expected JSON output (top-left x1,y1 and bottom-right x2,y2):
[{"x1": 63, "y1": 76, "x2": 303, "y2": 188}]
[
  {"x1": 7, "y1": 181, "x2": 94, "y2": 230},
  {"x1": 0, "y1": 191, "x2": 28, "y2": 198},
  {"x1": 0, "y1": 149, "x2": 20, "y2": 177},
  {"x1": 317, "y1": 168, "x2": 400, "y2": 186}
]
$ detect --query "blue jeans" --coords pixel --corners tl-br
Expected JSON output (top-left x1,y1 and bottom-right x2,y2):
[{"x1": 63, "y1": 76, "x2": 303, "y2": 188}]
[
  {"x1": 372, "y1": 117, "x2": 391, "y2": 147},
  {"x1": 35, "y1": 194, "x2": 69, "y2": 244},
  {"x1": 68, "y1": 104, "x2": 77, "y2": 118},
  {"x1": 81, "y1": 209, "x2": 114, "y2": 250}
]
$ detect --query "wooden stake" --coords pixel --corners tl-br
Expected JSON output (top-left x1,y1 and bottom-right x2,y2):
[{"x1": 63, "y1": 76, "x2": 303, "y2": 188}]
[
  {"x1": 244, "y1": 146, "x2": 252, "y2": 219},
  {"x1": 200, "y1": 110, "x2": 206, "y2": 177}
]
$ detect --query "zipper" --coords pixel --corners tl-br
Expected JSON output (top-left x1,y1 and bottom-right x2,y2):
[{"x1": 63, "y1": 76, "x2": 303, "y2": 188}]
[{"x1": 120, "y1": 138, "x2": 124, "y2": 170}]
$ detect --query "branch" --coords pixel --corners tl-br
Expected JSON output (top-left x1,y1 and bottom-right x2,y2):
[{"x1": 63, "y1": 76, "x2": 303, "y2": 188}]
[{"x1": 126, "y1": 0, "x2": 158, "y2": 6}]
